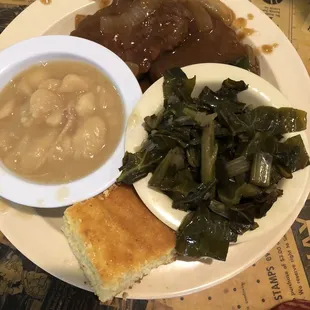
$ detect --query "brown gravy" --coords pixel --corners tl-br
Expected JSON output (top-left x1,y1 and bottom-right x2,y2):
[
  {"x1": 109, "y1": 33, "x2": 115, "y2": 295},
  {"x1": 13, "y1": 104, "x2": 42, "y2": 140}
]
[
  {"x1": 40, "y1": 0, "x2": 52, "y2": 4},
  {"x1": 72, "y1": 0, "x2": 192, "y2": 76},
  {"x1": 234, "y1": 17, "x2": 247, "y2": 29},
  {"x1": 233, "y1": 16, "x2": 255, "y2": 41},
  {"x1": 99, "y1": 0, "x2": 111, "y2": 9},
  {"x1": 72, "y1": 0, "x2": 260, "y2": 90},
  {"x1": 72, "y1": 0, "x2": 259, "y2": 83},
  {"x1": 75, "y1": 14, "x2": 87, "y2": 29},
  {"x1": 0, "y1": 61, "x2": 124, "y2": 184},
  {"x1": 237, "y1": 28, "x2": 256, "y2": 40},
  {"x1": 261, "y1": 43, "x2": 279, "y2": 54},
  {"x1": 149, "y1": 16, "x2": 248, "y2": 81}
]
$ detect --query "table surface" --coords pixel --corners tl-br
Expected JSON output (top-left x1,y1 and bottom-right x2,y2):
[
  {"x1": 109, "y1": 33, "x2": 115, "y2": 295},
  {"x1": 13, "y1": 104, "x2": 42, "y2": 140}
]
[{"x1": 0, "y1": 1, "x2": 309, "y2": 310}]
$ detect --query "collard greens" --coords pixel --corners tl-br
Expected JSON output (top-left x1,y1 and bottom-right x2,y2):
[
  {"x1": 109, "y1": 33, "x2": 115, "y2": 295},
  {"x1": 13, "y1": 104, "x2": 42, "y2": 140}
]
[{"x1": 117, "y1": 68, "x2": 309, "y2": 261}]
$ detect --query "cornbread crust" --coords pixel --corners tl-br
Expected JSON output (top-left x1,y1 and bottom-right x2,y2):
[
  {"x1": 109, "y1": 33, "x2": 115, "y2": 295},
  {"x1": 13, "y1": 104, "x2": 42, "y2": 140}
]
[{"x1": 63, "y1": 185, "x2": 176, "y2": 301}]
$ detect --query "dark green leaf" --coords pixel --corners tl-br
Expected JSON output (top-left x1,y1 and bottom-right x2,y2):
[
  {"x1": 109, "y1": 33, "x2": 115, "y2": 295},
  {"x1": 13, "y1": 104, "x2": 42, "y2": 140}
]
[
  {"x1": 215, "y1": 156, "x2": 230, "y2": 186},
  {"x1": 276, "y1": 164, "x2": 293, "y2": 179},
  {"x1": 183, "y1": 107, "x2": 217, "y2": 127},
  {"x1": 270, "y1": 165, "x2": 283, "y2": 185},
  {"x1": 144, "y1": 111, "x2": 163, "y2": 132},
  {"x1": 237, "y1": 132, "x2": 265, "y2": 158},
  {"x1": 163, "y1": 67, "x2": 196, "y2": 103},
  {"x1": 214, "y1": 121, "x2": 232, "y2": 137},
  {"x1": 208, "y1": 199, "x2": 230, "y2": 219},
  {"x1": 229, "y1": 206, "x2": 258, "y2": 235},
  {"x1": 278, "y1": 108, "x2": 307, "y2": 134},
  {"x1": 217, "y1": 104, "x2": 250, "y2": 135},
  {"x1": 197, "y1": 86, "x2": 222, "y2": 112},
  {"x1": 253, "y1": 188, "x2": 283, "y2": 218},
  {"x1": 117, "y1": 133, "x2": 180, "y2": 184},
  {"x1": 217, "y1": 78, "x2": 248, "y2": 99},
  {"x1": 172, "y1": 181, "x2": 215, "y2": 211},
  {"x1": 218, "y1": 181, "x2": 262, "y2": 206},
  {"x1": 149, "y1": 147, "x2": 185, "y2": 191},
  {"x1": 117, "y1": 149, "x2": 162, "y2": 184},
  {"x1": 151, "y1": 130, "x2": 189, "y2": 148},
  {"x1": 198, "y1": 80, "x2": 247, "y2": 114},
  {"x1": 167, "y1": 169, "x2": 199, "y2": 200},
  {"x1": 278, "y1": 135, "x2": 310, "y2": 172},
  {"x1": 176, "y1": 207, "x2": 231, "y2": 261},
  {"x1": 250, "y1": 106, "x2": 307, "y2": 135}
]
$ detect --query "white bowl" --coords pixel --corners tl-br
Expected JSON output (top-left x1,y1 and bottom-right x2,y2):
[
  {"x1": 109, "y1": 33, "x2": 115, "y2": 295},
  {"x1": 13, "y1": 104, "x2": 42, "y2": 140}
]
[
  {"x1": 0, "y1": 35, "x2": 142, "y2": 208},
  {"x1": 126, "y1": 63, "x2": 310, "y2": 243}
]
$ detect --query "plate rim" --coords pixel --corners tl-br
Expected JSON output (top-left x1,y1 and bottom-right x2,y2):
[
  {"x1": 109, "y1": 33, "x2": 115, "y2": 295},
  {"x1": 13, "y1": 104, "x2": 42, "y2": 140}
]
[{"x1": 0, "y1": 0, "x2": 310, "y2": 300}]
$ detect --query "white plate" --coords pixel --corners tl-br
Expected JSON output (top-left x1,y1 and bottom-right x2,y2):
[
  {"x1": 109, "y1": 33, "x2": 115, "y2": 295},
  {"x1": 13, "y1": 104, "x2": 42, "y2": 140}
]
[
  {"x1": 0, "y1": 0, "x2": 310, "y2": 300},
  {"x1": 126, "y1": 63, "x2": 310, "y2": 243}
]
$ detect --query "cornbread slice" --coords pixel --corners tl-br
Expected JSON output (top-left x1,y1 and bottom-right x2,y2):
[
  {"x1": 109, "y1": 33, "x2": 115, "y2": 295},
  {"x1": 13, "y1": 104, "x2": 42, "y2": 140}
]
[{"x1": 63, "y1": 185, "x2": 176, "y2": 302}]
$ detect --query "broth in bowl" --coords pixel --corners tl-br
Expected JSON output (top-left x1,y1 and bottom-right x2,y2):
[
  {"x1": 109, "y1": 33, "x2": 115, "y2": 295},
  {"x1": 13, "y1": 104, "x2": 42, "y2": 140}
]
[{"x1": 0, "y1": 60, "x2": 124, "y2": 184}]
